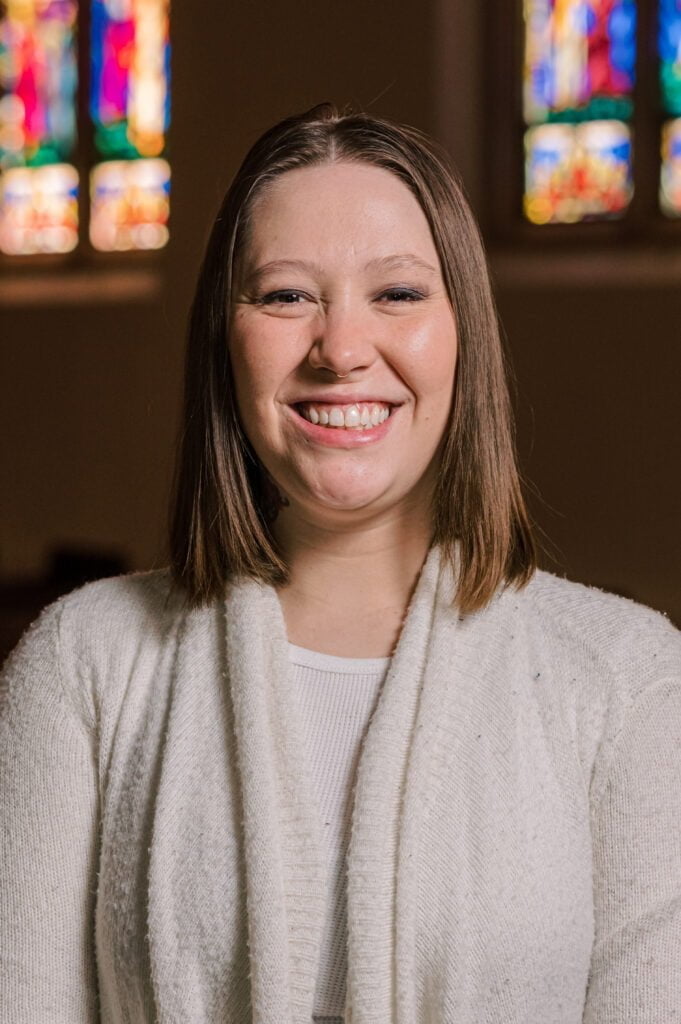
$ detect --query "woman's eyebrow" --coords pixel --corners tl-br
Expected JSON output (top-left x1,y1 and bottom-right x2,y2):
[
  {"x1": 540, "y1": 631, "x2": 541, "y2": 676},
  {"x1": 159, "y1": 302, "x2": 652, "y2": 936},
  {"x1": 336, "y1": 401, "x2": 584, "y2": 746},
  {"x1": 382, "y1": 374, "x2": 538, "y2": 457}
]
[
  {"x1": 365, "y1": 254, "x2": 439, "y2": 275},
  {"x1": 241, "y1": 259, "x2": 324, "y2": 289},
  {"x1": 241, "y1": 253, "x2": 438, "y2": 289}
]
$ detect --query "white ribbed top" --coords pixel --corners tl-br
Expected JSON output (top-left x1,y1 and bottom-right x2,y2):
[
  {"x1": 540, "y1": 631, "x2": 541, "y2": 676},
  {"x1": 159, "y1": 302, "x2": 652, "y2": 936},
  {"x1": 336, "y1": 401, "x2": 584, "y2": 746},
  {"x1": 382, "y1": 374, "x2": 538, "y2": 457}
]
[{"x1": 287, "y1": 644, "x2": 390, "y2": 1024}]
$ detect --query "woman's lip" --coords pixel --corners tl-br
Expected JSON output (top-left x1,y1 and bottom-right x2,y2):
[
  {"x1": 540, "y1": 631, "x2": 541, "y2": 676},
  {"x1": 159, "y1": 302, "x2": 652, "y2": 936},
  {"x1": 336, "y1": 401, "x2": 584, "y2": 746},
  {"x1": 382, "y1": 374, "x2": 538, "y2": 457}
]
[
  {"x1": 288, "y1": 395, "x2": 400, "y2": 406},
  {"x1": 286, "y1": 403, "x2": 396, "y2": 446}
]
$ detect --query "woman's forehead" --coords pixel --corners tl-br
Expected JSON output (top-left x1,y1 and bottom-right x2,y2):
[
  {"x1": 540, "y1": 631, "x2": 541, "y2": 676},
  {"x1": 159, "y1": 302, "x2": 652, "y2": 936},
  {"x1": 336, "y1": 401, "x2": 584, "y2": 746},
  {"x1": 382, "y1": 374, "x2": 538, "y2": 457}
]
[{"x1": 242, "y1": 161, "x2": 439, "y2": 271}]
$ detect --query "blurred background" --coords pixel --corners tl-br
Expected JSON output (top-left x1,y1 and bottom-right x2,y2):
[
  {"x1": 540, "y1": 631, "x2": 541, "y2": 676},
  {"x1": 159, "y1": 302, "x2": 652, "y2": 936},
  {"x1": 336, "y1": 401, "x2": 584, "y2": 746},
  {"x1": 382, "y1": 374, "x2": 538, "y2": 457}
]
[{"x1": 1, "y1": 0, "x2": 679, "y2": 661}]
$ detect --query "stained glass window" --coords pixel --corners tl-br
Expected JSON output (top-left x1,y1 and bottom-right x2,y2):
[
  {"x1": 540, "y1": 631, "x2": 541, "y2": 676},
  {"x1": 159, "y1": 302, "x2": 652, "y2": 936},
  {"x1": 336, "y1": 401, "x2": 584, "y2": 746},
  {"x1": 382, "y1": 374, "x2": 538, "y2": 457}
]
[
  {"x1": 90, "y1": 156, "x2": 169, "y2": 249},
  {"x1": 0, "y1": 0, "x2": 170, "y2": 257},
  {"x1": 89, "y1": 0, "x2": 170, "y2": 249},
  {"x1": 523, "y1": 0, "x2": 637, "y2": 223},
  {"x1": 0, "y1": 0, "x2": 79, "y2": 253},
  {"x1": 659, "y1": 0, "x2": 681, "y2": 214}
]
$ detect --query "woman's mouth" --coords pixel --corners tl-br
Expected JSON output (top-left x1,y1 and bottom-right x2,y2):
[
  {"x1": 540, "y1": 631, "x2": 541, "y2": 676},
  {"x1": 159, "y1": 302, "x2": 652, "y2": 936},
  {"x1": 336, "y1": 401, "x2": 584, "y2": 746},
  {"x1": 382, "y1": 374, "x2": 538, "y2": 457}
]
[{"x1": 295, "y1": 401, "x2": 392, "y2": 430}]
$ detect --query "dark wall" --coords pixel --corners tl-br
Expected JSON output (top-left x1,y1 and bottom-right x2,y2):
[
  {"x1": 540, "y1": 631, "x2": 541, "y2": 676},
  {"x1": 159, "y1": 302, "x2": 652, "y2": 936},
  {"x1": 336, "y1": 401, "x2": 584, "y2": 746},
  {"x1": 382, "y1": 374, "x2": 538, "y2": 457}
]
[
  {"x1": 1, "y1": 299, "x2": 176, "y2": 576},
  {"x1": 499, "y1": 283, "x2": 681, "y2": 624},
  {"x1": 1, "y1": 1, "x2": 679, "y2": 626}
]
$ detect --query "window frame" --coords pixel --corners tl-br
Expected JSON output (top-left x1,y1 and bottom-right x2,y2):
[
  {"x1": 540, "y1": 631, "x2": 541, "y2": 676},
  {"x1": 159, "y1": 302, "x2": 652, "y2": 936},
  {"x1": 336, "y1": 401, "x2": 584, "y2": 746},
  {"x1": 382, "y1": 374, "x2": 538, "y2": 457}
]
[
  {"x1": 0, "y1": 0, "x2": 171, "y2": 278},
  {"x1": 485, "y1": 0, "x2": 680, "y2": 248}
]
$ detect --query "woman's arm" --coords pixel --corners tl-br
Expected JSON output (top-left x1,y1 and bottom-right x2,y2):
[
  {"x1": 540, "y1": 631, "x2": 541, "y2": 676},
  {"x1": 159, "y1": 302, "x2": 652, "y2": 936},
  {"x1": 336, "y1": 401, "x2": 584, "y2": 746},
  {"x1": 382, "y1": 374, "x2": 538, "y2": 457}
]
[
  {"x1": 0, "y1": 603, "x2": 100, "y2": 1023},
  {"x1": 583, "y1": 675, "x2": 681, "y2": 1023}
]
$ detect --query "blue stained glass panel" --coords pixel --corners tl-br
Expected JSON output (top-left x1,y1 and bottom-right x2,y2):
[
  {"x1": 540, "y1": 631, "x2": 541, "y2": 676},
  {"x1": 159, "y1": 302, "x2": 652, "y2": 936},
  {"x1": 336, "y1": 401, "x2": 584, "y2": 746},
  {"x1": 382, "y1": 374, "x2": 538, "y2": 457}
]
[
  {"x1": 659, "y1": 0, "x2": 681, "y2": 115},
  {"x1": 90, "y1": 0, "x2": 170, "y2": 160},
  {"x1": 524, "y1": 1, "x2": 637, "y2": 125}
]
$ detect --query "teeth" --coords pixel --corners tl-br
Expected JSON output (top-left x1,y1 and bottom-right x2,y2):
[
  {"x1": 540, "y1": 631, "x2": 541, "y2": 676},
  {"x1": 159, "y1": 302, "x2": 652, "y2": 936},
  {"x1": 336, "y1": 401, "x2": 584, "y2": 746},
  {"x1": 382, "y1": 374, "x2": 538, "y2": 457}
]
[
  {"x1": 344, "y1": 406, "x2": 361, "y2": 428},
  {"x1": 298, "y1": 402, "x2": 393, "y2": 430}
]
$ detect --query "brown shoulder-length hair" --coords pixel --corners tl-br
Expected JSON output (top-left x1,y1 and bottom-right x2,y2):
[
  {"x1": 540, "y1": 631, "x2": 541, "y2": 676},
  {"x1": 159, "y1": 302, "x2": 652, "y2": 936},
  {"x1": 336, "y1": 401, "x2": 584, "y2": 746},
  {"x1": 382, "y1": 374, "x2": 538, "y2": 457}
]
[{"x1": 170, "y1": 102, "x2": 536, "y2": 613}]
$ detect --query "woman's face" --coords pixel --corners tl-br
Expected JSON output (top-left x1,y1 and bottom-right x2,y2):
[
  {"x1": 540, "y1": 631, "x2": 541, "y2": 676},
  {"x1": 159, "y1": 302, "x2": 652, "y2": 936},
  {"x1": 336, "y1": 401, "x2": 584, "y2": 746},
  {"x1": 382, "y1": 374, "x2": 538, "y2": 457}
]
[{"x1": 229, "y1": 160, "x2": 458, "y2": 528}]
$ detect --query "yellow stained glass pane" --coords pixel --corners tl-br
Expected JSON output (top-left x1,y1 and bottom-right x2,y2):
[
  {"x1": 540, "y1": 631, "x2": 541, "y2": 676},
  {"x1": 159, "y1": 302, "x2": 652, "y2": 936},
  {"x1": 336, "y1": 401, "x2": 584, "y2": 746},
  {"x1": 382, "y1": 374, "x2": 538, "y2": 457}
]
[
  {"x1": 524, "y1": 120, "x2": 633, "y2": 223},
  {"x1": 0, "y1": 162, "x2": 78, "y2": 253},
  {"x1": 660, "y1": 118, "x2": 681, "y2": 217},
  {"x1": 89, "y1": 157, "x2": 169, "y2": 251}
]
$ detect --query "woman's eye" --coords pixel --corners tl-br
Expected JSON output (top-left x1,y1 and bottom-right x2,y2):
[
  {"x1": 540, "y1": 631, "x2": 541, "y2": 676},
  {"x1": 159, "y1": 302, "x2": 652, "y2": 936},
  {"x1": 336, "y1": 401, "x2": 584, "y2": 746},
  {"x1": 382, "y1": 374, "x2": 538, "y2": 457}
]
[
  {"x1": 258, "y1": 290, "x2": 308, "y2": 305},
  {"x1": 378, "y1": 288, "x2": 425, "y2": 303}
]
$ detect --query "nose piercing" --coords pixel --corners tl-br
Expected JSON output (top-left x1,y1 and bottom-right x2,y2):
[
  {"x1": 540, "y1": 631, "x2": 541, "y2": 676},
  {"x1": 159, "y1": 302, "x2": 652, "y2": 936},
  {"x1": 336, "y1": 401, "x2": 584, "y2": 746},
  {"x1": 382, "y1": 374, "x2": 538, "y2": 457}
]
[{"x1": 335, "y1": 372, "x2": 349, "y2": 379}]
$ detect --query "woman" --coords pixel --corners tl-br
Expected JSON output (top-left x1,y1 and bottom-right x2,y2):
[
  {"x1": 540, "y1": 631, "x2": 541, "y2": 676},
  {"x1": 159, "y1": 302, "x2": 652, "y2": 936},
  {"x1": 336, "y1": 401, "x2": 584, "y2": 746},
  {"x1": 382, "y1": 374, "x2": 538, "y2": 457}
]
[{"x1": 1, "y1": 104, "x2": 680, "y2": 1024}]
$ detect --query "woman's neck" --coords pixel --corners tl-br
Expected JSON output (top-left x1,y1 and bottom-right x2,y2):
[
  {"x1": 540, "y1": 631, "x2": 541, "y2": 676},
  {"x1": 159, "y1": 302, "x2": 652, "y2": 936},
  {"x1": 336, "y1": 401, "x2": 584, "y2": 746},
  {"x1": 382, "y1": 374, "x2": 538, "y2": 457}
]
[{"x1": 273, "y1": 507, "x2": 432, "y2": 658}]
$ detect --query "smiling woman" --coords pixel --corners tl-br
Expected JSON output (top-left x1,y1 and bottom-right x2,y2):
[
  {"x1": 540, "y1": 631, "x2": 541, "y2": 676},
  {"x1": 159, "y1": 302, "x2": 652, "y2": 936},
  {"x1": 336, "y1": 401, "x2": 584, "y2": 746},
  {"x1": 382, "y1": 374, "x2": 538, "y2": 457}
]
[
  {"x1": 1, "y1": 104, "x2": 680, "y2": 1024},
  {"x1": 171, "y1": 106, "x2": 535, "y2": 635},
  {"x1": 226, "y1": 160, "x2": 461, "y2": 654}
]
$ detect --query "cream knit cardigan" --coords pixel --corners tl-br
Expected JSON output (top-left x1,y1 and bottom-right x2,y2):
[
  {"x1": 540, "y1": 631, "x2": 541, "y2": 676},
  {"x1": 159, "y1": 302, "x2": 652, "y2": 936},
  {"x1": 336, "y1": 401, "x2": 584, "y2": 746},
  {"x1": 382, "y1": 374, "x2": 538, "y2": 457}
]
[{"x1": 1, "y1": 547, "x2": 680, "y2": 1023}]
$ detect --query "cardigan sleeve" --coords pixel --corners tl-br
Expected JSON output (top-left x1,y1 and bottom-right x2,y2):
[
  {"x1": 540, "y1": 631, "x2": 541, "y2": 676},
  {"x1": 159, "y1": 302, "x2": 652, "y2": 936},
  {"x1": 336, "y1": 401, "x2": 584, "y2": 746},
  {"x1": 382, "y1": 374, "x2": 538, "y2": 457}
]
[
  {"x1": 0, "y1": 602, "x2": 100, "y2": 1023},
  {"x1": 583, "y1": 674, "x2": 681, "y2": 1023}
]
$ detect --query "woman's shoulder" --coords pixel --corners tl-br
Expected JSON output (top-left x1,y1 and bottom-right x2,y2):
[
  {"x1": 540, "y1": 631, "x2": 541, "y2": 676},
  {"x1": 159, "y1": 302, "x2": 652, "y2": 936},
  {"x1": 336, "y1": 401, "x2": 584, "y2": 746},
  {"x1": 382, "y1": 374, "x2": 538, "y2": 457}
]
[
  {"x1": 506, "y1": 571, "x2": 681, "y2": 820},
  {"x1": 511, "y1": 568, "x2": 681, "y2": 682},
  {"x1": 16, "y1": 568, "x2": 182, "y2": 656},
  {"x1": 1, "y1": 570, "x2": 187, "y2": 726},
  {"x1": 54, "y1": 566, "x2": 179, "y2": 630}
]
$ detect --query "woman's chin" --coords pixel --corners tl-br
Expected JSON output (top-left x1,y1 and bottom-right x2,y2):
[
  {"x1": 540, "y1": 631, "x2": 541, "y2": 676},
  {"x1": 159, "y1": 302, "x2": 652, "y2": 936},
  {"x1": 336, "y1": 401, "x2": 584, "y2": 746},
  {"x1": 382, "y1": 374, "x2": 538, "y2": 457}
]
[
  {"x1": 306, "y1": 487, "x2": 389, "y2": 516},
  {"x1": 285, "y1": 476, "x2": 396, "y2": 523},
  {"x1": 277, "y1": 460, "x2": 388, "y2": 511},
  {"x1": 274, "y1": 455, "x2": 438, "y2": 525}
]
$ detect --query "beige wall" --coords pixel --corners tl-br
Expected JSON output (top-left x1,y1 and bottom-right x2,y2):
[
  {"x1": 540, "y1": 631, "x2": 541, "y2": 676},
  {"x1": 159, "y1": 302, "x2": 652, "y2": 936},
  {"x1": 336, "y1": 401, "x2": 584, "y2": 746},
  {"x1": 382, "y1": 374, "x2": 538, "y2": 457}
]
[{"x1": 1, "y1": 1, "x2": 679, "y2": 624}]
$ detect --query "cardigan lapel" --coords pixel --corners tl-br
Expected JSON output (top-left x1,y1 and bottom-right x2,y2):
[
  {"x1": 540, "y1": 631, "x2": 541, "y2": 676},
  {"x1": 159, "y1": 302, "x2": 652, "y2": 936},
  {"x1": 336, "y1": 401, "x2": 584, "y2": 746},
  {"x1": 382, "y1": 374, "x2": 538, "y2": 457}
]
[
  {"x1": 225, "y1": 547, "x2": 457, "y2": 1024},
  {"x1": 344, "y1": 546, "x2": 451, "y2": 1024},
  {"x1": 225, "y1": 578, "x2": 328, "y2": 1024}
]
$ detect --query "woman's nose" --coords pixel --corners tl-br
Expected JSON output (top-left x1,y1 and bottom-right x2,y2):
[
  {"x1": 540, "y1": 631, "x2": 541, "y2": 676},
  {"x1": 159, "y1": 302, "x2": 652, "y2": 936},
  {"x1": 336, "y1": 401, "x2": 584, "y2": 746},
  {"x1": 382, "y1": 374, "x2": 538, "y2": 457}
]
[{"x1": 307, "y1": 304, "x2": 378, "y2": 377}]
